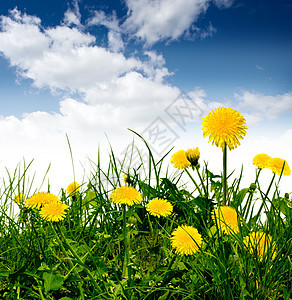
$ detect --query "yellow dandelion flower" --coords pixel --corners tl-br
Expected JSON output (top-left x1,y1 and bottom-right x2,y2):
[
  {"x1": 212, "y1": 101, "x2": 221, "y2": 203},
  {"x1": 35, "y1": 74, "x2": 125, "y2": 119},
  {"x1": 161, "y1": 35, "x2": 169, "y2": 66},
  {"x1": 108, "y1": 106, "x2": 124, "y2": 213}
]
[
  {"x1": 252, "y1": 154, "x2": 271, "y2": 169},
  {"x1": 67, "y1": 182, "x2": 80, "y2": 195},
  {"x1": 40, "y1": 201, "x2": 69, "y2": 222},
  {"x1": 243, "y1": 232, "x2": 277, "y2": 260},
  {"x1": 171, "y1": 225, "x2": 202, "y2": 255},
  {"x1": 268, "y1": 158, "x2": 291, "y2": 176},
  {"x1": 110, "y1": 186, "x2": 142, "y2": 206},
  {"x1": 14, "y1": 193, "x2": 26, "y2": 204},
  {"x1": 25, "y1": 192, "x2": 60, "y2": 209},
  {"x1": 212, "y1": 206, "x2": 239, "y2": 234},
  {"x1": 201, "y1": 107, "x2": 247, "y2": 150},
  {"x1": 170, "y1": 150, "x2": 191, "y2": 169},
  {"x1": 186, "y1": 147, "x2": 200, "y2": 167},
  {"x1": 146, "y1": 198, "x2": 173, "y2": 218}
]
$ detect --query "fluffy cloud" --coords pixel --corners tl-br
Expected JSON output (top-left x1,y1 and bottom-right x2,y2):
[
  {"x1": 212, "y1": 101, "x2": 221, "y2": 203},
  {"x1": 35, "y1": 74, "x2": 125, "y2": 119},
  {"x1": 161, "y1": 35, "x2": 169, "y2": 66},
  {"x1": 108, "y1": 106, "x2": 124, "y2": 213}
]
[
  {"x1": 63, "y1": 0, "x2": 83, "y2": 28},
  {"x1": 123, "y1": 0, "x2": 209, "y2": 44},
  {"x1": 236, "y1": 90, "x2": 292, "y2": 122},
  {"x1": 0, "y1": 8, "x2": 182, "y2": 129},
  {"x1": 0, "y1": 9, "x2": 49, "y2": 67},
  {"x1": 122, "y1": 0, "x2": 234, "y2": 45},
  {"x1": 87, "y1": 10, "x2": 124, "y2": 52},
  {"x1": 0, "y1": 9, "x2": 146, "y2": 92}
]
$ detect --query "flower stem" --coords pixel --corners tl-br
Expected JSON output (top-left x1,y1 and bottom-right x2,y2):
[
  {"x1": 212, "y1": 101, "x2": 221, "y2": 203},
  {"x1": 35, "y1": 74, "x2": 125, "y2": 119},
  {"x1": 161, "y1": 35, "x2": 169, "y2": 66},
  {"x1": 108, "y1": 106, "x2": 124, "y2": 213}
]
[
  {"x1": 122, "y1": 205, "x2": 132, "y2": 285},
  {"x1": 222, "y1": 143, "x2": 227, "y2": 206},
  {"x1": 243, "y1": 168, "x2": 261, "y2": 220},
  {"x1": 185, "y1": 168, "x2": 203, "y2": 197},
  {"x1": 195, "y1": 165, "x2": 208, "y2": 197}
]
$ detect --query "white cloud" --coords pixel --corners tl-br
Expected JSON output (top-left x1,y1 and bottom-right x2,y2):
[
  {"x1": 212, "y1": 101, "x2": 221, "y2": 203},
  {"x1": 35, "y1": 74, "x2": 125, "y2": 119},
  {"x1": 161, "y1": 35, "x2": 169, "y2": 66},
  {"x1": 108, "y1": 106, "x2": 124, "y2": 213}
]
[
  {"x1": 87, "y1": 10, "x2": 120, "y2": 31},
  {"x1": 0, "y1": 9, "x2": 49, "y2": 67},
  {"x1": 213, "y1": 0, "x2": 234, "y2": 8},
  {"x1": 123, "y1": 0, "x2": 210, "y2": 44},
  {"x1": 236, "y1": 90, "x2": 292, "y2": 122},
  {"x1": 256, "y1": 64, "x2": 264, "y2": 70},
  {"x1": 25, "y1": 46, "x2": 142, "y2": 91},
  {"x1": 188, "y1": 22, "x2": 217, "y2": 39},
  {"x1": 63, "y1": 0, "x2": 83, "y2": 29},
  {"x1": 0, "y1": 8, "x2": 180, "y2": 94},
  {"x1": 122, "y1": 0, "x2": 233, "y2": 45},
  {"x1": 0, "y1": 10, "x2": 145, "y2": 91},
  {"x1": 87, "y1": 10, "x2": 124, "y2": 52},
  {"x1": 107, "y1": 30, "x2": 124, "y2": 52}
]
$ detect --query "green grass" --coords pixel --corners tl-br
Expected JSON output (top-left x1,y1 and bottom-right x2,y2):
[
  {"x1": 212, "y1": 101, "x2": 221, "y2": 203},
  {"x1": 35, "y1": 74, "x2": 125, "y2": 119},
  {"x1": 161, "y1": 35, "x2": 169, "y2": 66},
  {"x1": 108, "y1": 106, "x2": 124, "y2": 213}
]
[{"x1": 0, "y1": 137, "x2": 291, "y2": 300}]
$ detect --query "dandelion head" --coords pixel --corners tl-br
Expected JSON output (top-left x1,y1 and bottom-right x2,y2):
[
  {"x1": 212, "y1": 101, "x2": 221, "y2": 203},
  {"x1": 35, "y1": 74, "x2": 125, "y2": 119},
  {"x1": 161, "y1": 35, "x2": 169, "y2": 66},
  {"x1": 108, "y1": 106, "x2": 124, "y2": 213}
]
[
  {"x1": 170, "y1": 150, "x2": 191, "y2": 169},
  {"x1": 14, "y1": 193, "x2": 26, "y2": 204},
  {"x1": 186, "y1": 147, "x2": 200, "y2": 167},
  {"x1": 268, "y1": 158, "x2": 291, "y2": 176},
  {"x1": 212, "y1": 206, "x2": 239, "y2": 234},
  {"x1": 146, "y1": 198, "x2": 173, "y2": 218},
  {"x1": 201, "y1": 107, "x2": 247, "y2": 150},
  {"x1": 67, "y1": 182, "x2": 80, "y2": 195},
  {"x1": 25, "y1": 192, "x2": 60, "y2": 209},
  {"x1": 243, "y1": 232, "x2": 277, "y2": 260},
  {"x1": 252, "y1": 154, "x2": 272, "y2": 169},
  {"x1": 110, "y1": 186, "x2": 142, "y2": 206},
  {"x1": 171, "y1": 225, "x2": 202, "y2": 256},
  {"x1": 40, "y1": 201, "x2": 69, "y2": 222}
]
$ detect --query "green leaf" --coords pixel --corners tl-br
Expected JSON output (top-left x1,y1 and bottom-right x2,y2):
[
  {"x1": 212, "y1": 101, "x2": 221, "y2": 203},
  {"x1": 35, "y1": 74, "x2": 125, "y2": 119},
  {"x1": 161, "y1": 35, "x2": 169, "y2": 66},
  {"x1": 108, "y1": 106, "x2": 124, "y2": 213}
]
[
  {"x1": 279, "y1": 201, "x2": 291, "y2": 218},
  {"x1": 139, "y1": 181, "x2": 156, "y2": 199},
  {"x1": 43, "y1": 272, "x2": 65, "y2": 292},
  {"x1": 158, "y1": 291, "x2": 170, "y2": 299},
  {"x1": 232, "y1": 188, "x2": 249, "y2": 209},
  {"x1": 83, "y1": 190, "x2": 98, "y2": 205},
  {"x1": 207, "y1": 170, "x2": 221, "y2": 180}
]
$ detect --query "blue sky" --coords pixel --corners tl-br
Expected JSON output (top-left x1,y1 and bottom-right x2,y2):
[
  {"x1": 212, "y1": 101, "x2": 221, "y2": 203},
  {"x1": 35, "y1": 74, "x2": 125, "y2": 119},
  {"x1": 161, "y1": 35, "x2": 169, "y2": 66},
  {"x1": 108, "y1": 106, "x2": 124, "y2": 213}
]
[
  {"x1": 1, "y1": 0, "x2": 291, "y2": 116},
  {"x1": 0, "y1": 0, "x2": 291, "y2": 193}
]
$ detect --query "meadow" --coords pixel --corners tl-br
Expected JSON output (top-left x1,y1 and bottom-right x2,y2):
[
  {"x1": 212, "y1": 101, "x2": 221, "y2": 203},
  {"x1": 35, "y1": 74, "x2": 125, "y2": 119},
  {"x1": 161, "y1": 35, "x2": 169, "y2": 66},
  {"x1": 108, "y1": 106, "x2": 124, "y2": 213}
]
[{"x1": 0, "y1": 107, "x2": 291, "y2": 299}]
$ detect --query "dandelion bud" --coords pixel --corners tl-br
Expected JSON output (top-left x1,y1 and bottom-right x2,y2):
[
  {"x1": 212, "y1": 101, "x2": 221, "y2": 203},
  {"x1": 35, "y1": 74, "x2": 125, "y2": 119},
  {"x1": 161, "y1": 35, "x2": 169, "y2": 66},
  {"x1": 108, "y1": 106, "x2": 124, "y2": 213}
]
[
  {"x1": 121, "y1": 173, "x2": 133, "y2": 185},
  {"x1": 249, "y1": 183, "x2": 256, "y2": 192},
  {"x1": 186, "y1": 147, "x2": 200, "y2": 168}
]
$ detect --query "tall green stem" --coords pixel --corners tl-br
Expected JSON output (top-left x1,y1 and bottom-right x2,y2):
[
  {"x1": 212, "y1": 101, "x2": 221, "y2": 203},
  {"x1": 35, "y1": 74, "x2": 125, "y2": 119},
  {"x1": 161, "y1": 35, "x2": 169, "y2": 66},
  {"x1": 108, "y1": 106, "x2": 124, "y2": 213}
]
[
  {"x1": 222, "y1": 143, "x2": 227, "y2": 206},
  {"x1": 185, "y1": 168, "x2": 203, "y2": 197},
  {"x1": 195, "y1": 165, "x2": 207, "y2": 197},
  {"x1": 243, "y1": 168, "x2": 261, "y2": 220},
  {"x1": 122, "y1": 205, "x2": 131, "y2": 285}
]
